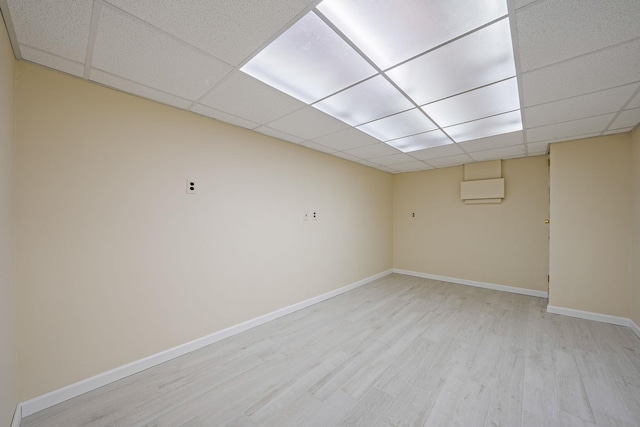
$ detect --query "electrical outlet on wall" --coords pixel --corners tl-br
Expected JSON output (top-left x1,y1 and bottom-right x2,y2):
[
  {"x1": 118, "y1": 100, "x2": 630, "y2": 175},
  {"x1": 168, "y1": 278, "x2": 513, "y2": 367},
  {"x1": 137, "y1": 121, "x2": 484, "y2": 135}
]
[
  {"x1": 312, "y1": 211, "x2": 318, "y2": 220},
  {"x1": 186, "y1": 179, "x2": 197, "y2": 194}
]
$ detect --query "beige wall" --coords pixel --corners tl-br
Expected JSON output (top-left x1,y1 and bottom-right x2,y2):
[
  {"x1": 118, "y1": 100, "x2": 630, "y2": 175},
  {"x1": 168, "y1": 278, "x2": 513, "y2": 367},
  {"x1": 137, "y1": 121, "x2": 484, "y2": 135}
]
[
  {"x1": 14, "y1": 62, "x2": 393, "y2": 400},
  {"x1": 393, "y1": 156, "x2": 549, "y2": 292},
  {"x1": 8, "y1": 46, "x2": 640, "y2": 411},
  {"x1": 632, "y1": 128, "x2": 640, "y2": 325},
  {"x1": 549, "y1": 134, "x2": 633, "y2": 317},
  {"x1": 0, "y1": 15, "x2": 18, "y2": 427}
]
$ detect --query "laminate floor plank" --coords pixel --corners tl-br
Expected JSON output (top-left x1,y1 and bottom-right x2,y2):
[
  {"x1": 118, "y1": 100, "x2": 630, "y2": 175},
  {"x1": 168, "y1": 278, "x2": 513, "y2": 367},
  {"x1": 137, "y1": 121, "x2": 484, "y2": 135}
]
[{"x1": 21, "y1": 274, "x2": 640, "y2": 427}]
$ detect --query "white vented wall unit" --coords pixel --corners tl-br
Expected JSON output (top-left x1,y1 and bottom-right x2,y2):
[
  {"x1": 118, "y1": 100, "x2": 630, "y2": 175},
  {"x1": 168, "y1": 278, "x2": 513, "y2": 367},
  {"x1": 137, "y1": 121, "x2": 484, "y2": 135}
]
[{"x1": 461, "y1": 160, "x2": 505, "y2": 204}]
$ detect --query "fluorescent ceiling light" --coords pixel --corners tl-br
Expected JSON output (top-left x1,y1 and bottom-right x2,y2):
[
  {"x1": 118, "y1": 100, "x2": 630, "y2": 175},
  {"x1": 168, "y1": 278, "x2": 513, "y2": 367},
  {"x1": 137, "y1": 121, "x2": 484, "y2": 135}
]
[
  {"x1": 313, "y1": 75, "x2": 413, "y2": 126},
  {"x1": 358, "y1": 108, "x2": 437, "y2": 141},
  {"x1": 386, "y1": 18, "x2": 516, "y2": 105},
  {"x1": 241, "y1": 0, "x2": 521, "y2": 157},
  {"x1": 445, "y1": 111, "x2": 523, "y2": 142},
  {"x1": 318, "y1": 0, "x2": 507, "y2": 70},
  {"x1": 421, "y1": 78, "x2": 521, "y2": 127},
  {"x1": 240, "y1": 12, "x2": 375, "y2": 103},
  {"x1": 386, "y1": 130, "x2": 452, "y2": 153}
]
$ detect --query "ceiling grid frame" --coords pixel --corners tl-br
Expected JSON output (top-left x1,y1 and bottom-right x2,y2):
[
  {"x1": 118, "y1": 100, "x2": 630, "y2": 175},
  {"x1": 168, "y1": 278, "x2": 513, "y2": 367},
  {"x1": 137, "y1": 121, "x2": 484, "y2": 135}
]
[{"x1": 1, "y1": 0, "x2": 638, "y2": 173}]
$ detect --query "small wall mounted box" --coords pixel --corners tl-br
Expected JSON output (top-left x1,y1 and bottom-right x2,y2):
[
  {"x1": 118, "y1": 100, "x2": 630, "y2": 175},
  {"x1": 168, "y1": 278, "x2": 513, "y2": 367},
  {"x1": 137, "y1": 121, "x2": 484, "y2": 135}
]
[{"x1": 460, "y1": 160, "x2": 504, "y2": 204}]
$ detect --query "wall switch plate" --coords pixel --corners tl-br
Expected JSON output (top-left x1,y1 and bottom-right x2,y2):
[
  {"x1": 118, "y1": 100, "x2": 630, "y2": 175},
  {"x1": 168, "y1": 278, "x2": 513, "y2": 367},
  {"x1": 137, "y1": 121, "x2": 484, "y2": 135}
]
[
  {"x1": 187, "y1": 179, "x2": 197, "y2": 194},
  {"x1": 304, "y1": 211, "x2": 309, "y2": 221}
]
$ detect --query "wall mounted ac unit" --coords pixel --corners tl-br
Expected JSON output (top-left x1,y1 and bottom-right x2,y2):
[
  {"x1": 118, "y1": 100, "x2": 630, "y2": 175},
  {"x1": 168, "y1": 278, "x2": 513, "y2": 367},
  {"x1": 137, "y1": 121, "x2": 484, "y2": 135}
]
[{"x1": 460, "y1": 160, "x2": 505, "y2": 204}]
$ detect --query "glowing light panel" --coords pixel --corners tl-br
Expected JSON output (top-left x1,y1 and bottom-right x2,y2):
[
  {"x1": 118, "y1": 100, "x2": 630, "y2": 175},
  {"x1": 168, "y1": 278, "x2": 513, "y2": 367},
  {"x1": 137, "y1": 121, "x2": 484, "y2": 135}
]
[
  {"x1": 318, "y1": 0, "x2": 507, "y2": 70},
  {"x1": 241, "y1": 12, "x2": 376, "y2": 104},
  {"x1": 445, "y1": 111, "x2": 523, "y2": 142},
  {"x1": 241, "y1": 0, "x2": 521, "y2": 157},
  {"x1": 358, "y1": 108, "x2": 437, "y2": 141},
  {"x1": 313, "y1": 75, "x2": 413, "y2": 126},
  {"x1": 422, "y1": 78, "x2": 520, "y2": 127}
]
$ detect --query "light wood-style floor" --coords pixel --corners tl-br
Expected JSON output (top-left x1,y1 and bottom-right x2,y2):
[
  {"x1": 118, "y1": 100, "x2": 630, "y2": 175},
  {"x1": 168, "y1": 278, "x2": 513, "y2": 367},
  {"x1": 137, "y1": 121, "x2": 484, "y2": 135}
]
[{"x1": 22, "y1": 274, "x2": 640, "y2": 427}]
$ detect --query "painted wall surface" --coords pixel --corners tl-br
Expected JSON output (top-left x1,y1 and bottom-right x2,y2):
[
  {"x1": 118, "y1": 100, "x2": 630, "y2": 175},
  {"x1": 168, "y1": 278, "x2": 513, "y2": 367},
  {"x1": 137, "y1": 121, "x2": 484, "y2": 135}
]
[
  {"x1": 549, "y1": 135, "x2": 632, "y2": 317},
  {"x1": 0, "y1": 16, "x2": 18, "y2": 427},
  {"x1": 393, "y1": 156, "x2": 549, "y2": 292},
  {"x1": 632, "y1": 128, "x2": 640, "y2": 326},
  {"x1": 14, "y1": 62, "x2": 393, "y2": 400}
]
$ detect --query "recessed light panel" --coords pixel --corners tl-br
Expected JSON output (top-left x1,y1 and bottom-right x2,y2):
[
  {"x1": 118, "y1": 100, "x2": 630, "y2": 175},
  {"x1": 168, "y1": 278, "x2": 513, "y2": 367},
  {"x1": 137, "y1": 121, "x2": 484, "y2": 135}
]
[
  {"x1": 313, "y1": 75, "x2": 414, "y2": 125},
  {"x1": 241, "y1": 12, "x2": 376, "y2": 103},
  {"x1": 385, "y1": 130, "x2": 452, "y2": 153},
  {"x1": 242, "y1": 0, "x2": 521, "y2": 158},
  {"x1": 421, "y1": 78, "x2": 520, "y2": 127},
  {"x1": 386, "y1": 18, "x2": 516, "y2": 105},
  {"x1": 358, "y1": 109, "x2": 438, "y2": 141},
  {"x1": 445, "y1": 111, "x2": 523, "y2": 142},
  {"x1": 317, "y1": 0, "x2": 507, "y2": 70}
]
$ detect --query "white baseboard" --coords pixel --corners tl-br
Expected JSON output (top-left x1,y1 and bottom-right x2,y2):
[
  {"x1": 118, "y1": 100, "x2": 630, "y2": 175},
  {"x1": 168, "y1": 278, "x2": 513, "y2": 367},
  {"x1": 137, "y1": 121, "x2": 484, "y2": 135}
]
[
  {"x1": 19, "y1": 269, "x2": 393, "y2": 418},
  {"x1": 11, "y1": 404, "x2": 21, "y2": 427},
  {"x1": 393, "y1": 269, "x2": 549, "y2": 298},
  {"x1": 546, "y1": 305, "x2": 632, "y2": 327},
  {"x1": 629, "y1": 320, "x2": 640, "y2": 339}
]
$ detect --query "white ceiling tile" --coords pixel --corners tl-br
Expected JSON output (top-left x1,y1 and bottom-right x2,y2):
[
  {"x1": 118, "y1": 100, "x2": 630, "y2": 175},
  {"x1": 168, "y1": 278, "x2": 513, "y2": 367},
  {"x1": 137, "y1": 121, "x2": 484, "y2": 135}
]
[
  {"x1": 458, "y1": 131, "x2": 524, "y2": 152},
  {"x1": 8, "y1": 0, "x2": 93, "y2": 62},
  {"x1": 609, "y1": 108, "x2": 640, "y2": 130},
  {"x1": 522, "y1": 39, "x2": 640, "y2": 107},
  {"x1": 445, "y1": 111, "x2": 523, "y2": 142},
  {"x1": 90, "y1": 69, "x2": 194, "y2": 109},
  {"x1": 369, "y1": 153, "x2": 416, "y2": 166},
  {"x1": 468, "y1": 144, "x2": 526, "y2": 162},
  {"x1": 92, "y1": 6, "x2": 233, "y2": 100},
  {"x1": 200, "y1": 72, "x2": 305, "y2": 125},
  {"x1": 354, "y1": 159, "x2": 379, "y2": 168},
  {"x1": 517, "y1": 0, "x2": 640, "y2": 72},
  {"x1": 386, "y1": 130, "x2": 452, "y2": 153},
  {"x1": 313, "y1": 75, "x2": 413, "y2": 126},
  {"x1": 241, "y1": 12, "x2": 375, "y2": 104},
  {"x1": 628, "y1": 90, "x2": 640, "y2": 109},
  {"x1": 317, "y1": 0, "x2": 506, "y2": 70},
  {"x1": 392, "y1": 162, "x2": 434, "y2": 173},
  {"x1": 311, "y1": 128, "x2": 379, "y2": 152},
  {"x1": 387, "y1": 18, "x2": 516, "y2": 105},
  {"x1": 515, "y1": 0, "x2": 539, "y2": 9},
  {"x1": 410, "y1": 143, "x2": 465, "y2": 160},
  {"x1": 253, "y1": 126, "x2": 305, "y2": 144},
  {"x1": 526, "y1": 113, "x2": 615, "y2": 143},
  {"x1": 422, "y1": 78, "x2": 520, "y2": 127},
  {"x1": 546, "y1": 133, "x2": 602, "y2": 144},
  {"x1": 357, "y1": 109, "x2": 437, "y2": 141},
  {"x1": 190, "y1": 104, "x2": 259, "y2": 129},
  {"x1": 524, "y1": 84, "x2": 639, "y2": 128},
  {"x1": 104, "y1": 0, "x2": 317, "y2": 66},
  {"x1": 603, "y1": 127, "x2": 634, "y2": 135},
  {"x1": 20, "y1": 45, "x2": 85, "y2": 77},
  {"x1": 343, "y1": 143, "x2": 402, "y2": 159},
  {"x1": 426, "y1": 154, "x2": 473, "y2": 168},
  {"x1": 266, "y1": 107, "x2": 351, "y2": 140},
  {"x1": 300, "y1": 141, "x2": 338, "y2": 154},
  {"x1": 526, "y1": 141, "x2": 550, "y2": 155},
  {"x1": 375, "y1": 165, "x2": 400, "y2": 174},
  {"x1": 332, "y1": 151, "x2": 364, "y2": 162}
]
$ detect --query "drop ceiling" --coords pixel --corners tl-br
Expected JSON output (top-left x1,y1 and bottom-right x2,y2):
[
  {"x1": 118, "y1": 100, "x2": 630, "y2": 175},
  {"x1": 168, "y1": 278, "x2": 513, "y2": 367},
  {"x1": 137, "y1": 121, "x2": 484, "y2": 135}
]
[{"x1": 1, "y1": 0, "x2": 639, "y2": 173}]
